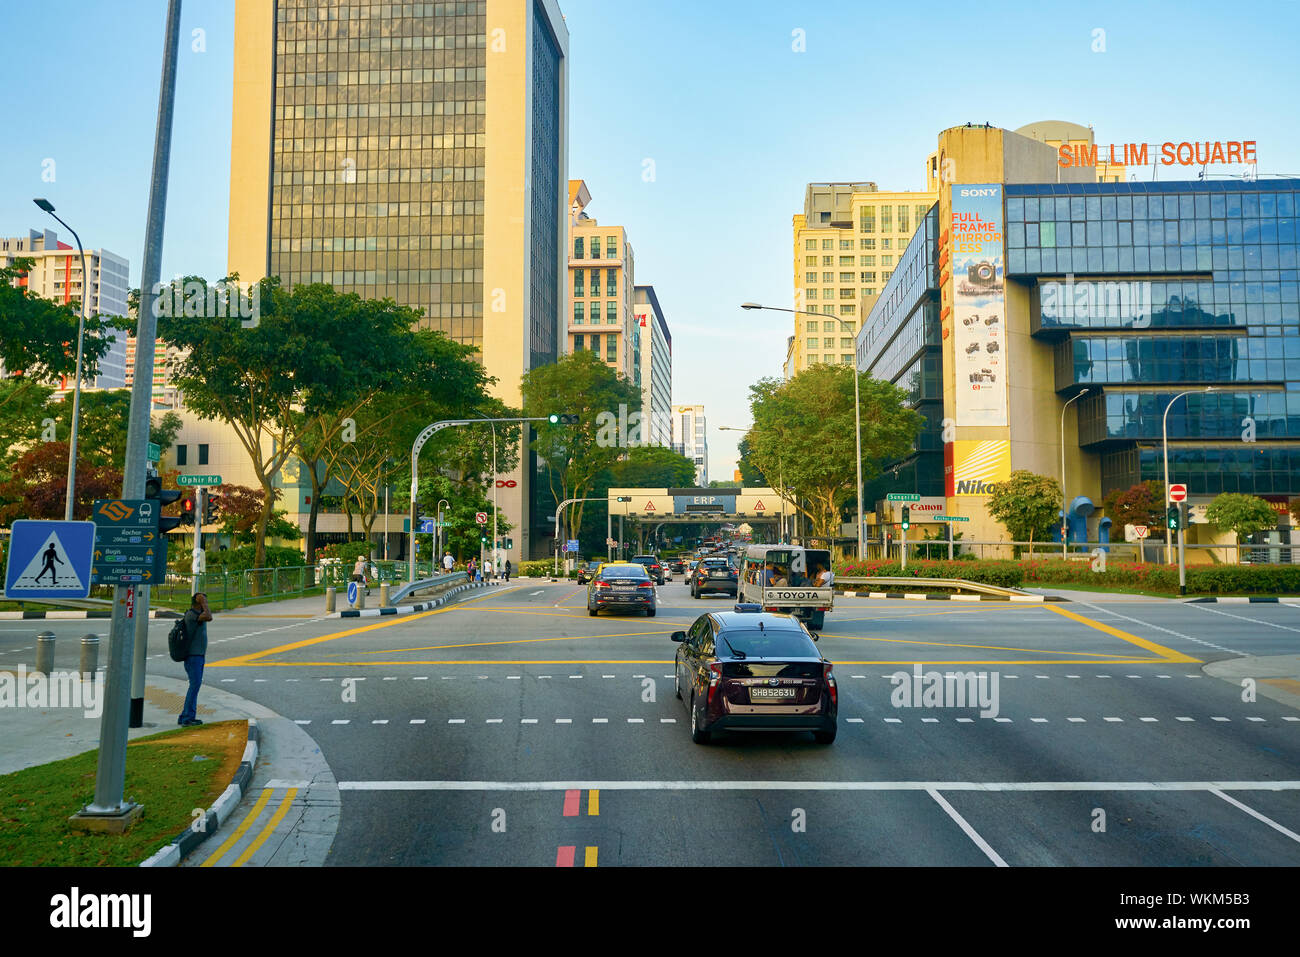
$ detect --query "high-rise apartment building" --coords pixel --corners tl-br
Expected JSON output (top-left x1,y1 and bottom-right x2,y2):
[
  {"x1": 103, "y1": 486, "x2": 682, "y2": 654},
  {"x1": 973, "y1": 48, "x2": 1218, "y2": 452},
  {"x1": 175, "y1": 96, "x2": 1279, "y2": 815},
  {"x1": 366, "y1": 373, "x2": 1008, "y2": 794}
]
[
  {"x1": 1, "y1": 229, "x2": 130, "y2": 390},
  {"x1": 790, "y1": 179, "x2": 937, "y2": 374},
  {"x1": 227, "y1": 0, "x2": 569, "y2": 558},
  {"x1": 567, "y1": 180, "x2": 637, "y2": 379},
  {"x1": 633, "y1": 285, "x2": 671, "y2": 447},
  {"x1": 672, "y1": 404, "x2": 707, "y2": 485}
]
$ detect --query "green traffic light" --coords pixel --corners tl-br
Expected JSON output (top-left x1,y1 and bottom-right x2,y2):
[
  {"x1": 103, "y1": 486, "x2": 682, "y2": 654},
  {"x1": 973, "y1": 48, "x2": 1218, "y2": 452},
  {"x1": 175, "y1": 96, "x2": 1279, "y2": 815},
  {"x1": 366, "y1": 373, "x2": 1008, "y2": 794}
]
[{"x1": 548, "y1": 413, "x2": 559, "y2": 424}]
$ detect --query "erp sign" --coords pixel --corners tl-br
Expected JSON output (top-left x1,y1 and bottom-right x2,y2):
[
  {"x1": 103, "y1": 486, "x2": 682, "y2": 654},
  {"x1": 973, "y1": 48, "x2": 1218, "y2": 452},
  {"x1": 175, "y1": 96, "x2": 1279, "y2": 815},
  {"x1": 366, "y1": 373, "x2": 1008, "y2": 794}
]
[{"x1": 675, "y1": 494, "x2": 735, "y2": 513}]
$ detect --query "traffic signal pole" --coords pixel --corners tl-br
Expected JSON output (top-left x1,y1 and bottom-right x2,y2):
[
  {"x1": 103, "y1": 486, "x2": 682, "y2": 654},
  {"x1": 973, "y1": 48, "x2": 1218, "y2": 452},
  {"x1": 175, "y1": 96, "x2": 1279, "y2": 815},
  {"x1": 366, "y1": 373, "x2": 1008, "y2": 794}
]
[
  {"x1": 1178, "y1": 501, "x2": 1188, "y2": 596},
  {"x1": 81, "y1": 0, "x2": 182, "y2": 823}
]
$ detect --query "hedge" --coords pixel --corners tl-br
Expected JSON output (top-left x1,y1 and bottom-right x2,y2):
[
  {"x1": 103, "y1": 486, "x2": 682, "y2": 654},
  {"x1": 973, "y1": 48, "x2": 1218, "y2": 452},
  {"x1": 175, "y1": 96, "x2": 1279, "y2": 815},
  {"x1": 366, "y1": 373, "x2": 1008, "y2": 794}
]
[
  {"x1": 202, "y1": 545, "x2": 306, "y2": 573},
  {"x1": 837, "y1": 558, "x2": 1300, "y2": 595}
]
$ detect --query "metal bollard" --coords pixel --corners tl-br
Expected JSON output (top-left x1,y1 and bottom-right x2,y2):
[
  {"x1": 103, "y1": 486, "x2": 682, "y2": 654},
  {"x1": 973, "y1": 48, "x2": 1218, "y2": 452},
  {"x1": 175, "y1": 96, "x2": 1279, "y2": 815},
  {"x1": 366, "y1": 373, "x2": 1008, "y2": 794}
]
[
  {"x1": 353, "y1": 586, "x2": 366, "y2": 610},
  {"x1": 325, "y1": 586, "x2": 336, "y2": 613},
  {"x1": 379, "y1": 583, "x2": 390, "y2": 607},
  {"x1": 35, "y1": 631, "x2": 56, "y2": 676},
  {"x1": 80, "y1": 635, "x2": 100, "y2": 677}
]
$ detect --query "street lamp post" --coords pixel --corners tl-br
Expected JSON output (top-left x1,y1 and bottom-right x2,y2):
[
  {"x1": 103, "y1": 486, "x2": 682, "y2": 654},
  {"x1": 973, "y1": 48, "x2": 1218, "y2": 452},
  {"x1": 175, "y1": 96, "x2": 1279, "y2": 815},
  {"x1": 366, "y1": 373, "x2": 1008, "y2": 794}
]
[
  {"x1": 741, "y1": 303, "x2": 864, "y2": 558},
  {"x1": 1163, "y1": 387, "x2": 1215, "y2": 566},
  {"x1": 33, "y1": 199, "x2": 90, "y2": 521},
  {"x1": 435, "y1": 497, "x2": 450, "y2": 567},
  {"x1": 1060, "y1": 388, "x2": 1090, "y2": 558}
]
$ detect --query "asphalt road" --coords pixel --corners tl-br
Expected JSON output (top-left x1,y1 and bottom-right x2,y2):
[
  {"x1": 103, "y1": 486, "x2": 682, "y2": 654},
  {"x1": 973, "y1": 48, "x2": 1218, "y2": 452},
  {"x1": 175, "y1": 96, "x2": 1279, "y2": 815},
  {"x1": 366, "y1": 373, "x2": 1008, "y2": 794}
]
[{"x1": 4, "y1": 581, "x2": 1299, "y2": 866}]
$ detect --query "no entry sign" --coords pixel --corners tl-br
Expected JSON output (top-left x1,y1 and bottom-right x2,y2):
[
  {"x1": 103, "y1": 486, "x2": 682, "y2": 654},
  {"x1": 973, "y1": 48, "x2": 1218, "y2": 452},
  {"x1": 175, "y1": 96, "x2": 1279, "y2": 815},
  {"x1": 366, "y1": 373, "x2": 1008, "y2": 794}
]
[{"x1": 1168, "y1": 484, "x2": 1188, "y2": 502}]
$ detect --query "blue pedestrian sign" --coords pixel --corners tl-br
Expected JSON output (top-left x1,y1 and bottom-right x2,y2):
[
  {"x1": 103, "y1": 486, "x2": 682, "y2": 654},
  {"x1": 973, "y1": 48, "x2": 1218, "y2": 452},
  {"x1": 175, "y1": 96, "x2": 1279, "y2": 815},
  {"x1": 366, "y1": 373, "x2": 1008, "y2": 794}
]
[
  {"x1": 346, "y1": 581, "x2": 359, "y2": 606},
  {"x1": 4, "y1": 520, "x2": 97, "y2": 599}
]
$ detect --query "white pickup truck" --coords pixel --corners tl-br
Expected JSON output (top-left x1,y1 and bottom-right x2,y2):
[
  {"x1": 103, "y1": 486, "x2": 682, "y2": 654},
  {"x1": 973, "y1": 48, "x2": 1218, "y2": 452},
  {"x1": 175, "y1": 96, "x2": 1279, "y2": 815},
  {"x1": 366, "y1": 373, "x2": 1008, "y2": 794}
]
[{"x1": 737, "y1": 545, "x2": 834, "y2": 631}]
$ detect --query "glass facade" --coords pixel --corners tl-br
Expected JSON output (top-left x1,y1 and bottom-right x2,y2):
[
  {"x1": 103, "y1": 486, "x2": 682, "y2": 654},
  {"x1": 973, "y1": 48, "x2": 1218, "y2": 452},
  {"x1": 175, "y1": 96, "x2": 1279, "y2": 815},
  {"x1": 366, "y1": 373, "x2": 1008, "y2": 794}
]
[
  {"x1": 1007, "y1": 179, "x2": 1300, "y2": 498},
  {"x1": 270, "y1": 0, "x2": 487, "y2": 345},
  {"x1": 856, "y1": 204, "x2": 943, "y2": 497}
]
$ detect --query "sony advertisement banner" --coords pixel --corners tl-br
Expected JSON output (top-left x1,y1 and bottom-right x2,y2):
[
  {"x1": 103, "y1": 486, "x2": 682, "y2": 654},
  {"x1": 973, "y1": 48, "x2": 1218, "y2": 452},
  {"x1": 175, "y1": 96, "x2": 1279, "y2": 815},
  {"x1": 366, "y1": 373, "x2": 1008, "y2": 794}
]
[{"x1": 950, "y1": 184, "x2": 1007, "y2": 427}]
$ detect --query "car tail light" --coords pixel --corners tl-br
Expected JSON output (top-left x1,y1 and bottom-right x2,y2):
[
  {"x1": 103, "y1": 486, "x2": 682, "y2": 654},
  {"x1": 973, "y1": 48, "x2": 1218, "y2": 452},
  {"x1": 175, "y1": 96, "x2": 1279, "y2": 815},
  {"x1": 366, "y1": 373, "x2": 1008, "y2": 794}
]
[
  {"x1": 824, "y1": 662, "x2": 837, "y2": 706},
  {"x1": 707, "y1": 662, "x2": 723, "y2": 706},
  {"x1": 637, "y1": 582, "x2": 654, "y2": 590},
  {"x1": 595, "y1": 581, "x2": 611, "y2": 590}
]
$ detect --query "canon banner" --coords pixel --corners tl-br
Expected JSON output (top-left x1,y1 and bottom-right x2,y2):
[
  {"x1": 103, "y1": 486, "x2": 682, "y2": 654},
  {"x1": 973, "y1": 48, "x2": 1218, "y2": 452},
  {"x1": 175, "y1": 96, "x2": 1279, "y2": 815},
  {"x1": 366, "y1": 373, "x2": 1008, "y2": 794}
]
[{"x1": 951, "y1": 184, "x2": 1007, "y2": 426}]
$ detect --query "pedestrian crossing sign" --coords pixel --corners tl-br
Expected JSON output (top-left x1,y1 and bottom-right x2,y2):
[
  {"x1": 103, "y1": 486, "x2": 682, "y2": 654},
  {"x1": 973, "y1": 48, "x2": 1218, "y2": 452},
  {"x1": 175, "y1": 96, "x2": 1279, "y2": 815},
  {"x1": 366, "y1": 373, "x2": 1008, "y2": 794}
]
[{"x1": 3, "y1": 520, "x2": 97, "y2": 599}]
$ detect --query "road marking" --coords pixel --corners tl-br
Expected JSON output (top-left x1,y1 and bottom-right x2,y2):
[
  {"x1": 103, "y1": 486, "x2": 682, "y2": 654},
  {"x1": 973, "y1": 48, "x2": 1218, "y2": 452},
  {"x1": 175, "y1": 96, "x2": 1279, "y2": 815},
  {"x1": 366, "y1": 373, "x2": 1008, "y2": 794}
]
[
  {"x1": 660, "y1": 718, "x2": 676, "y2": 723},
  {"x1": 593, "y1": 718, "x2": 608, "y2": 723},
  {"x1": 294, "y1": 719, "x2": 311, "y2": 725},
  {"x1": 585, "y1": 846, "x2": 598, "y2": 867},
  {"x1": 1176, "y1": 717, "x2": 1194, "y2": 722},
  {"x1": 1062, "y1": 598, "x2": 1236, "y2": 657},
  {"x1": 372, "y1": 719, "x2": 388, "y2": 725},
  {"x1": 1189, "y1": 604, "x2": 1300, "y2": 635},
  {"x1": 1104, "y1": 717, "x2": 1123, "y2": 722},
  {"x1": 338, "y1": 779, "x2": 1300, "y2": 792},
  {"x1": 521, "y1": 719, "x2": 538, "y2": 724},
  {"x1": 486, "y1": 718, "x2": 503, "y2": 724},
  {"x1": 956, "y1": 718, "x2": 974, "y2": 723},
  {"x1": 927, "y1": 789, "x2": 1008, "y2": 867},
  {"x1": 1068, "y1": 718, "x2": 1085, "y2": 723},
  {"x1": 448, "y1": 719, "x2": 465, "y2": 724},
  {"x1": 921, "y1": 718, "x2": 939, "y2": 723},
  {"x1": 563, "y1": 790, "x2": 580, "y2": 816},
  {"x1": 1031, "y1": 718, "x2": 1048, "y2": 723},
  {"x1": 1211, "y1": 789, "x2": 1300, "y2": 845},
  {"x1": 1211, "y1": 716, "x2": 1230, "y2": 722},
  {"x1": 1140, "y1": 717, "x2": 1159, "y2": 722},
  {"x1": 847, "y1": 718, "x2": 864, "y2": 723},
  {"x1": 884, "y1": 718, "x2": 901, "y2": 723},
  {"x1": 531, "y1": 591, "x2": 544, "y2": 596},
  {"x1": 555, "y1": 846, "x2": 575, "y2": 867},
  {"x1": 200, "y1": 788, "x2": 274, "y2": 867},
  {"x1": 1044, "y1": 602, "x2": 1201, "y2": 662},
  {"x1": 589, "y1": 790, "x2": 599, "y2": 816},
  {"x1": 332, "y1": 719, "x2": 349, "y2": 725},
  {"x1": 409, "y1": 719, "x2": 425, "y2": 724},
  {"x1": 556, "y1": 718, "x2": 571, "y2": 724},
  {"x1": 628, "y1": 718, "x2": 644, "y2": 724},
  {"x1": 1246, "y1": 717, "x2": 1266, "y2": 722}
]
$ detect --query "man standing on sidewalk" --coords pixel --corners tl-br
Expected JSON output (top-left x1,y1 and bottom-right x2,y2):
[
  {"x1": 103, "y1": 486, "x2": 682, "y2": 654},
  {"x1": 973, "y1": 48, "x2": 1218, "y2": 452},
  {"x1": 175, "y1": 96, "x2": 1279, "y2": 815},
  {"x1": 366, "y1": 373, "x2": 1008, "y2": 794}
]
[
  {"x1": 442, "y1": 551, "x2": 454, "y2": 572},
  {"x1": 179, "y1": 593, "x2": 213, "y2": 727}
]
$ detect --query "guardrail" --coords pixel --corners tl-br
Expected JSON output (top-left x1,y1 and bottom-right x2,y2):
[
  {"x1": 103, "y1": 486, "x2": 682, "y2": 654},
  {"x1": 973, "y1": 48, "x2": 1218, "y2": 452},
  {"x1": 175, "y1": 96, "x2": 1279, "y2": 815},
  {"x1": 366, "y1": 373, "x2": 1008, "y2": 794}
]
[
  {"x1": 835, "y1": 576, "x2": 1032, "y2": 598},
  {"x1": 858, "y1": 540, "x2": 1299, "y2": 564},
  {"x1": 387, "y1": 571, "x2": 469, "y2": 606}
]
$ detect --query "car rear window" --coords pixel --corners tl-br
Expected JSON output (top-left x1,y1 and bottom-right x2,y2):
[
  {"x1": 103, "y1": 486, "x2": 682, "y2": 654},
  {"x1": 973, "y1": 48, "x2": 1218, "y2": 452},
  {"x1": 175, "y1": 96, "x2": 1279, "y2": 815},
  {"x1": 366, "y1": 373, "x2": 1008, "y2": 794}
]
[
  {"x1": 600, "y1": 566, "x2": 649, "y2": 580},
  {"x1": 716, "y1": 629, "x2": 817, "y2": 659}
]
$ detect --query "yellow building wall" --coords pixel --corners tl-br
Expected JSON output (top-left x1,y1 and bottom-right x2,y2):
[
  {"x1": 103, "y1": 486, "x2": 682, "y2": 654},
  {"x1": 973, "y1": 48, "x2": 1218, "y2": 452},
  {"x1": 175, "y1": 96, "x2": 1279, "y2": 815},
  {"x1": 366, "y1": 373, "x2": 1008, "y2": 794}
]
[{"x1": 227, "y1": 0, "x2": 274, "y2": 284}]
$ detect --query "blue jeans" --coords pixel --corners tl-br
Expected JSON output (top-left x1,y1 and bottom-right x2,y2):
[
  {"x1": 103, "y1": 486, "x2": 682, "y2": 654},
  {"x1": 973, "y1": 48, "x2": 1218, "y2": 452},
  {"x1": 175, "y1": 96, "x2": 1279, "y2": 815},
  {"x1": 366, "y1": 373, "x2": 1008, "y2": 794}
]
[{"x1": 180, "y1": 655, "x2": 205, "y2": 724}]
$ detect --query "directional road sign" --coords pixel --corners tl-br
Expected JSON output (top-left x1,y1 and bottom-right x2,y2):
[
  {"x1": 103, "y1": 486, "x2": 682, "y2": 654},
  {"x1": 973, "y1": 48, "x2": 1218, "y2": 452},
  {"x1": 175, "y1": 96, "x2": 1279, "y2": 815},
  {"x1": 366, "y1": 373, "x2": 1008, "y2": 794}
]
[
  {"x1": 177, "y1": 474, "x2": 222, "y2": 486},
  {"x1": 1168, "y1": 484, "x2": 1188, "y2": 503},
  {"x1": 90, "y1": 499, "x2": 163, "y2": 585},
  {"x1": 934, "y1": 515, "x2": 971, "y2": 522},
  {"x1": 4, "y1": 520, "x2": 97, "y2": 599},
  {"x1": 419, "y1": 519, "x2": 439, "y2": 533},
  {"x1": 887, "y1": 493, "x2": 921, "y2": 502},
  {"x1": 347, "y1": 581, "x2": 359, "y2": 606},
  {"x1": 566, "y1": 539, "x2": 580, "y2": 552}
]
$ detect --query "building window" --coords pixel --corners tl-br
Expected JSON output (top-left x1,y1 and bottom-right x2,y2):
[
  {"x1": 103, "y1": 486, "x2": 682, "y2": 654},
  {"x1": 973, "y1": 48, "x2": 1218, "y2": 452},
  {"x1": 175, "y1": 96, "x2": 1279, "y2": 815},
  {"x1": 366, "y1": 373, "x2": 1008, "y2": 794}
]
[
  {"x1": 574, "y1": 237, "x2": 584, "y2": 259},
  {"x1": 860, "y1": 271, "x2": 876, "y2": 282},
  {"x1": 839, "y1": 239, "x2": 853, "y2": 250},
  {"x1": 839, "y1": 256, "x2": 854, "y2": 266},
  {"x1": 198, "y1": 444, "x2": 209, "y2": 465},
  {"x1": 806, "y1": 288, "x2": 818, "y2": 299},
  {"x1": 898, "y1": 205, "x2": 909, "y2": 234},
  {"x1": 882, "y1": 255, "x2": 894, "y2": 266},
  {"x1": 606, "y1": 237, "x2": 617, "y2": 258},
  {"x1": 859, "y1": 206, "x2": 875, "y2": 233},
  {"x1": 176, "y1": 445, "x2": 188, "y2": 465},
  {"x1": 863, "y1": 288, "x2": 876, "y2": 297},
  {"x1": 808, "y1": 337, "x2": 819, "y2": 348},
  {"x1": 860, "y1": 256, "x2": 875, "y2": 266},
  {"x1": 822, "y1": 272, "x2": 833, "y2": 282},
  {"x1": 805, "y1": 239, "x2": 817, "y2": 250},
  {"x1": 590, "y1": 333, "x2": 601, "y2": 353},
  {"x1": 882, "y1": 239, "x2": 892, "y2": 250},
  {"x1": 606, "y1": 335, "x2": 617, "y2": 362},
  {"x1": 822, "y1": 239, "x2": 833, "y2": 250},
  {"x1": 574, "y1": 334, "x2": 584, "y2": 350},
  {"x1": 916, "y1": 204, "x2": 929, "y2": 227},
  {"x1": 591, "y1": 238, "x2": 601, "y2": 259},
  {"x1": 839, "y1": 271, "x2": 854, "y2": 281},
  {"x1": 840, "y1": 288, "x2": 855, "y2": 299},
  {"x1": 841, "y1": 355, "x2": 853, "y2": 364},
  {"x1": 840, "y1": 338, "x2": 854, "y2": 349},
  {"x1": 590, "y1": 268, "x2": 600, "y2": 291},
  {"x1": 860, "y1": 238, "x2": 875, "y2": 249},
  {"x1": 840, "y1": 305, "x2": 856, "y2": 315},
  {"x1": 823, "y1": 320, "x2": 835, "y2": 332},
  {"x1": 574, "y1": 302, "x2": 584, "y2": 324},
  {"x1": 805, "y1": 255, "x2": 817, "y2": 266},
  {"x1": 822, "y1": 256, "x2": 833, "y2": 266},
  {"x1": 574, "y1": 271, "x2": 584, "y2": 297},
  {"x1": 607, "y1": 301, "x2": 617, "y2": 323},
  {"x1": 606, "y1": 272, "x2": 617, "y2": 296},
  {"x1": 806, "y1": 320, "x2": 818, "y2": 332}
]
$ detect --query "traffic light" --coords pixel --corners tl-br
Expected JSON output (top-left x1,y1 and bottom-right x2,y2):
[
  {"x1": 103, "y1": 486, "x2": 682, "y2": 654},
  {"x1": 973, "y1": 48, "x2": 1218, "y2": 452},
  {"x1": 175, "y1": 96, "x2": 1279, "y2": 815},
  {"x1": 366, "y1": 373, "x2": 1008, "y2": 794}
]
[
  {"x1": 1167, "y1": 505, "x2": 1180, "y2": 531},
  {"x1": 616, "y1": 495, "x2": 632, "y2": 503},
  {"x1": 481, "y1": 534, "x2": 488, "y2": 545},
  {"x1": 548, "y1": 413, "x2": 580, "y2": 425},
  {"x1": 504, "y1": 537, "x2": 513, "y2": 550},
  {"x1": 900, "y1": 506, "x2": 910, "y2": 531},
  {"x1": 147, "y1": 479, "x2": 186, "y2": 533},
  {"x1": 205, "y1": 494, "x2": 221, "y2": 525},
  {"x1": 180, "y1": 495, "x2": 196, "y2": 526}
]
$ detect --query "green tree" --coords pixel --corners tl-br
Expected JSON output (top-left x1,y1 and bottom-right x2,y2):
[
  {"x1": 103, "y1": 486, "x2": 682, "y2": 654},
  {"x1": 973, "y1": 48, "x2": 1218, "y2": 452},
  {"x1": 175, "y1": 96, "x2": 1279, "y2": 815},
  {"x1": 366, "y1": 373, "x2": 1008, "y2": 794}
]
[
  {"x1": 986, "y1": 470, "x2": 1063, "y2": 555},
  {"x1": 157, "y1": 276, "x2": 486, "y2": 572},
  {"x1": 746, "y1": 365, "x2": 922, "y2": 538},
  {"x1": 0, "y1": 380, "x2": 55, "y2": 478},
  {"x1": 0, "y1": 258, "x2": 118, "y2": 412},
  {"x1": 736, "y1": 435, "x2": 767, "y2": 486},
  {"x1": 1102, "y1": 480, "x2": 1168, "y2": 549},
  {"x1": 1205, "y1": 493, "x2": 1279, "y2": 555},
  {"x1": 520, "y1": 350, "x2": 642, "y2": 544},
  {"x1": 610, "y1": 445, "x2": 696, "y2": 488}
]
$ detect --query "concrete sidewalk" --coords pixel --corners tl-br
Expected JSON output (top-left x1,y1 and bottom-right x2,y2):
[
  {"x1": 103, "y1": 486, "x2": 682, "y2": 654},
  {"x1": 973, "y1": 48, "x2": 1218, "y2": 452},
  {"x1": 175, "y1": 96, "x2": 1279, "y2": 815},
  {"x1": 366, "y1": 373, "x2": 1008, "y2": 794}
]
[{"x1": 1205, "y1": 654, "x2": 1300, "y2": 711}]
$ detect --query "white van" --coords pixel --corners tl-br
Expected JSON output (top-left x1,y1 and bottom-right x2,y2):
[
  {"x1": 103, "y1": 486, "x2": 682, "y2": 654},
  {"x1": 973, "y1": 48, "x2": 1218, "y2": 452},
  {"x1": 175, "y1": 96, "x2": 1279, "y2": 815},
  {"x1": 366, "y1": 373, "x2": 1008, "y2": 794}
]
[{"x1": 737, "y1": 544, "x2": 834, "y2": 631}]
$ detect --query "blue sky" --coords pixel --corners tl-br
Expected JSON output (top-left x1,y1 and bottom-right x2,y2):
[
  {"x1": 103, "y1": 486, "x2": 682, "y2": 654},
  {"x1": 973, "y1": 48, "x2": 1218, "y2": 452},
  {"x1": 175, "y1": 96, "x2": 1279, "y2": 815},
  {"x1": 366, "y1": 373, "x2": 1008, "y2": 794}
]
[{"x1": 4, "y1": 0, "x2": 1298, "y2": 477}]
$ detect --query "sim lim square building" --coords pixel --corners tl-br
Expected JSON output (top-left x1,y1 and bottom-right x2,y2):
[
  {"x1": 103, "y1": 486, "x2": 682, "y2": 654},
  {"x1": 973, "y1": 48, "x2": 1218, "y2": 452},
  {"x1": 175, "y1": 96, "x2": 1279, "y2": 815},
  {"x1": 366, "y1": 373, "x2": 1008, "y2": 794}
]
[{"x1": 858, "y1": 124, "x2": 1299, "y2": 558}]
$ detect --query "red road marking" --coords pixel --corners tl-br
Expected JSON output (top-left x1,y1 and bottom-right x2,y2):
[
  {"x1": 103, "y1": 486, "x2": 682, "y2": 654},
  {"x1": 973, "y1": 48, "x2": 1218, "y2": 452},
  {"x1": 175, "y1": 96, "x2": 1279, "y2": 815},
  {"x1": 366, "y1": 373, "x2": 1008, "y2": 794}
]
[
  {"x1": 556, "y1": 845, "x2": 576, "y2": 867},
  {"x1": 563, "y1": 789, "x2": 580, "y2": 816}
]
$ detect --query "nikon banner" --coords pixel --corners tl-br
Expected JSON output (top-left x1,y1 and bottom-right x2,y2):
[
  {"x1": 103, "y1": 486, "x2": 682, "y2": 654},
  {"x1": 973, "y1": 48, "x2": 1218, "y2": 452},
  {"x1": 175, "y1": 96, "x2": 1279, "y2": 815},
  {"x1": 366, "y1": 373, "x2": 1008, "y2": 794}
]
[{"x1": 950, "y1": 184, "x2": 1007, "y2": 426}]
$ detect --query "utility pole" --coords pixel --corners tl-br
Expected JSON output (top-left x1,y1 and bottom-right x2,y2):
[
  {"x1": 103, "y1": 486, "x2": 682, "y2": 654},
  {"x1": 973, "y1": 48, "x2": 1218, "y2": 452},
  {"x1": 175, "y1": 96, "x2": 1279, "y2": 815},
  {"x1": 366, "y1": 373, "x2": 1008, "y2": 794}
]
[{"x1": 80, "y1": 0, "x2": 182, "y2": 825}]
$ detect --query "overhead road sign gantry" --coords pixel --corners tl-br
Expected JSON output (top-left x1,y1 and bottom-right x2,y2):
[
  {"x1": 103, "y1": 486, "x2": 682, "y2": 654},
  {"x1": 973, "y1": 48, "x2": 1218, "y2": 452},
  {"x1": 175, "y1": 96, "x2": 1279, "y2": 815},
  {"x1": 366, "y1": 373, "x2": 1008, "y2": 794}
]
[{"x1": 4, "y1": 520, "x2": 97, "y2": 599}]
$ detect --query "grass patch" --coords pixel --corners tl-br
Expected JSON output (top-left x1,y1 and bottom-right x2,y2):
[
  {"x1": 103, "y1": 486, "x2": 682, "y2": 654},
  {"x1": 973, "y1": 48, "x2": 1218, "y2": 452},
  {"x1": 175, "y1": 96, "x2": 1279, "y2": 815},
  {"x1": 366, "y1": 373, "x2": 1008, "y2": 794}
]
[{"x1": 0, "y1": 720, "x2": 247, "y2": 866}]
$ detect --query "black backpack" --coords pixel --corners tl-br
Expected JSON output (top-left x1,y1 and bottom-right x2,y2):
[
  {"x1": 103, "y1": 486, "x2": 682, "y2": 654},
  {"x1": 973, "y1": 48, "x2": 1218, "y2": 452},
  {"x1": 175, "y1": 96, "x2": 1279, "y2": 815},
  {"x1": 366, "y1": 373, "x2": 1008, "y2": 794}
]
[{"x1": 167, "y1": 615, "x2": 192, "y2": 662}]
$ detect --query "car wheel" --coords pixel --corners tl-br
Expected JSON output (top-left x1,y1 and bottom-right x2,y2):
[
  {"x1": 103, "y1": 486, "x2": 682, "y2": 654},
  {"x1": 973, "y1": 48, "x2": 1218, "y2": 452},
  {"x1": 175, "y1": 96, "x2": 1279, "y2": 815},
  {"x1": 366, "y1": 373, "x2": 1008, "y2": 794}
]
[
  {"x1": 646, "y1": 607, "x2": 656, "y2": 617},
  {"x1": 690, "y1": 694, "x2": 711, "y2": 745},
  {"x1": 588, "y1": 607, "x2": 598, "y2": 617},
  {"x1": 813, "y1": 727, "x2": 837, "y2": 744},
  {"x1": 674, "y1": 666, "x2": 682, "y2": 700}
]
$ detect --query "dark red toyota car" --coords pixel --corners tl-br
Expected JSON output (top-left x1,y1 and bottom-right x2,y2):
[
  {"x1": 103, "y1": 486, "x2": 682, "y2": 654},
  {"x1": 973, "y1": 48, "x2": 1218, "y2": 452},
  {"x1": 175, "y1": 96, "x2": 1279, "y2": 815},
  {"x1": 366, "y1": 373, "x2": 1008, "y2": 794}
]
[{"x1": 672, "y1": 610, "x2": 836, "y2": 744}]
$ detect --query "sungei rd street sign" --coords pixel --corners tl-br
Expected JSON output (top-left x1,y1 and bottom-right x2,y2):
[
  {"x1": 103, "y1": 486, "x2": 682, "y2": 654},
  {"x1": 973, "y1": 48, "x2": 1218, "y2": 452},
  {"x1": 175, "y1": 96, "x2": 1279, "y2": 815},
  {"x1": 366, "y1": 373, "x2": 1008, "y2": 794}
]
[
  {"x1": 887, "y1": 493, "x2": 921, "y2": 502},
  {"x1": 3, "y1": 520, "x2": 97, "y2": 599},
  {"x1": 177, "y1": 474, "x2": 222, "y2": 486}
]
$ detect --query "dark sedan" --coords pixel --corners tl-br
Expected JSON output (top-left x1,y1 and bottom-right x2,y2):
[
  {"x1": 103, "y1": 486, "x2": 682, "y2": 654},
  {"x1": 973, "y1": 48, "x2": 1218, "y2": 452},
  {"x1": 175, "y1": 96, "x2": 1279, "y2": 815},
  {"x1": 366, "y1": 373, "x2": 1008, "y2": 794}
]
[
  {"x1": 690, "y1": 557, "x2": 738, "y2": 598},
  {"x1": 630, "y1": 554, "x2": 666, "y2": 584},
  {"x1": 672, "y1": 611, "x2": 836, "y2": 744},
  {"x1": 587, "y1": 563, "x2": 658, "y2": 617}
]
